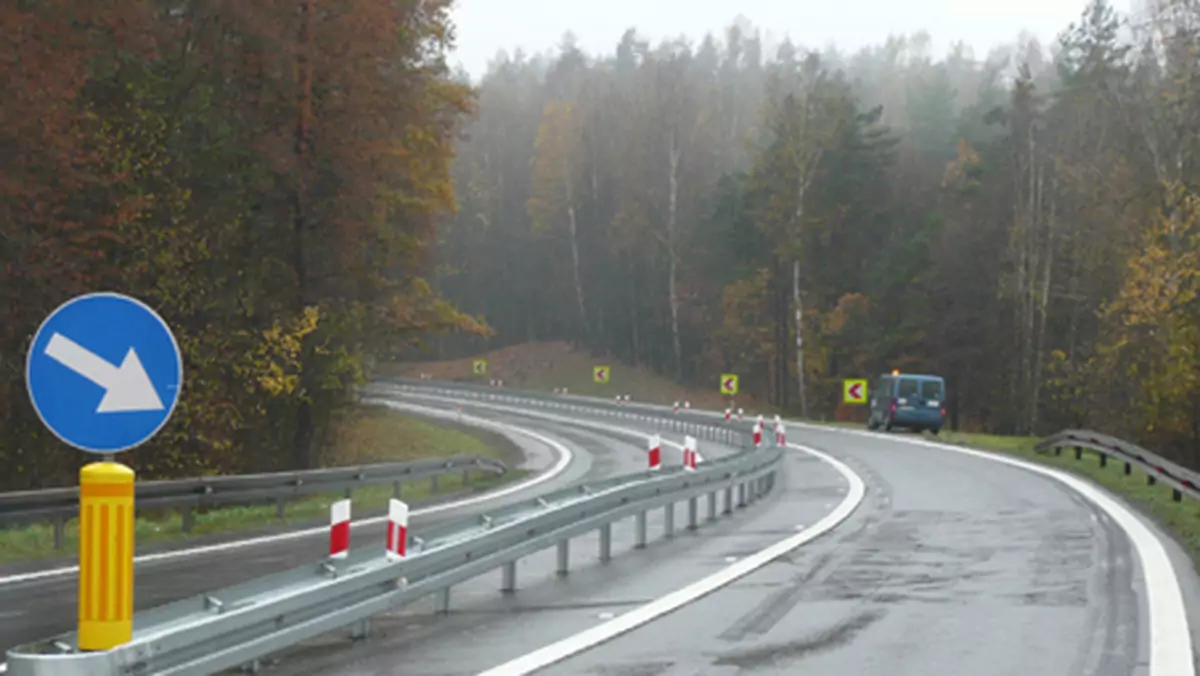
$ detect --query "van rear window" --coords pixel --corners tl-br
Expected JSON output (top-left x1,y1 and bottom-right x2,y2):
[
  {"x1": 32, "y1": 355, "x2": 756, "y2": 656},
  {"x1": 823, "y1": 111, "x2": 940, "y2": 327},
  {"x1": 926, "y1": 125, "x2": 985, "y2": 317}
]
[
  {"x1": 897, "y1": 378, "x2": 944, "y2": 400},
  {"x1": 921, "y1": 381, "x2": 944, "y2": 399}
]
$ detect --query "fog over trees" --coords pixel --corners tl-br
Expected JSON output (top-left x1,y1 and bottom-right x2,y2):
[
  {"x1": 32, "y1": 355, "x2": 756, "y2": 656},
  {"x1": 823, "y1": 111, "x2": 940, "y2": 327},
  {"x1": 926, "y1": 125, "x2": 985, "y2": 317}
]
[
  {"x1": 437, "y1": 0, "x2": 1200, "y2": 464},
  {"x1": 4, "y1": 0, "x2": 1200, "y2": 489}
]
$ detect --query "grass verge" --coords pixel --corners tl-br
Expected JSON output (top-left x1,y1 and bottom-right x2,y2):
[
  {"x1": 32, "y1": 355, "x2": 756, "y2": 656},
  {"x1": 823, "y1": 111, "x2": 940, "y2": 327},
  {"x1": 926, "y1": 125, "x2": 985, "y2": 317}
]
[{"x1": 0, "y1": 406, "x2": 527, "y2": 565}]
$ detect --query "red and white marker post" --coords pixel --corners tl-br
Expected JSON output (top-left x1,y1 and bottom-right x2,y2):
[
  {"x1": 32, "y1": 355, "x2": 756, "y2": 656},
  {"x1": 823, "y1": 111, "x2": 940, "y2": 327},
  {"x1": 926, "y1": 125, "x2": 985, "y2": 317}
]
[
  {"x1": 386, "y1": 499, "x2": 409, "y2": 561},
  {"x1": 329, "y1": 498, "x2": 351, "y2": 559},
  {"x1": 776, "y1": 422, "x2": 787, "y2": 447},
  {"x1": 684, "y1": 401, "x2": 691, "y2": 410},
  {"x1": 673, "y1": 401, "x2": 679, "y2": 414},
  {"x1": 737, "y1": 408, "x2": 744, "y2": 422},
  {"x1": 752, "y1": 421, "x2": 763, "y2": 448},
  {"x1": 683, "y1": 435, "x2": 701, "y2": 471},
  {"x1": 648, "y1": 434, "x2": 662, "y2": 470},
  {"x1": 725, "y1": 408, "x2": 732, "y2": 423}
]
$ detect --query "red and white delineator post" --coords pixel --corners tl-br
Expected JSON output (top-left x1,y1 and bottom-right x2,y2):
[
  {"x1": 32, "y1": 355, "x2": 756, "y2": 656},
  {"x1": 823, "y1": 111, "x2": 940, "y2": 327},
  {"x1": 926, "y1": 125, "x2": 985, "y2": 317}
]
[
  {"x1": 725, "y1": 408, "x2": 732, "y2": 423},
  {"x1": 624, "y1": 395, "x2": 631, "y2": 402},
  {"x1": 616, "y1": 395, "x2": 623, "y2": 406},
  {"x1": 752, "y1": 420, "x2": 763, "y2": 448},
  {"x1": 386, "y1": 499, "x2": 409, "y2": 561},
  {"x1": 683, "y1": 435, "x2": 702, "y2": 470},
  {"x1": 684, "y1": 401, "x2": 691, "y2": 410},
  {"x1": 775, "y1": 421, "x2": 787, "y2": 446},
  {"x1": 648, "y1": 434, "x2": 662, "y2": 470},
  {"x1": 329, "y1": 498, "x2": 351, "y2": 559},
  {"x1": 673, "y1": 401, "x2": 680, "y2": 414},
  {"x1": 737, "y1": 408, "x2": 744, "y2": 422}
]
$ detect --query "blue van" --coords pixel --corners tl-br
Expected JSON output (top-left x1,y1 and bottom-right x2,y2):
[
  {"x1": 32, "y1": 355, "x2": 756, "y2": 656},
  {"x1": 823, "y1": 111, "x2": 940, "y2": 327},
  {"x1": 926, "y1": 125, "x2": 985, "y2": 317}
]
[{"x1": 867, "y1": 372, "x2": 946, "y2": 434}]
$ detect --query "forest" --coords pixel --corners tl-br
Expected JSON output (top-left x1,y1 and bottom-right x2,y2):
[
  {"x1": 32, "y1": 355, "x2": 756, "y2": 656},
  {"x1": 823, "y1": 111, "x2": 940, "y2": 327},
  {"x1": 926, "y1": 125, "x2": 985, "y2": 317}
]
[
  {"x1": 0, "y1": 0, "x2": 487, "y2": 489},
  {"x1": 5, "y1": 0, "x2": 1200, "y2": 490},
  {"x1": 435, "y1": 0, "x2": 1200, "y2": 468}
]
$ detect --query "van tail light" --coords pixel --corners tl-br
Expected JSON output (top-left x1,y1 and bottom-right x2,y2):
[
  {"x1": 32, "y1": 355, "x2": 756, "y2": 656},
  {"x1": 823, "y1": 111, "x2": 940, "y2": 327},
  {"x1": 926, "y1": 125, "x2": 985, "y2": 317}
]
[{"x1": 941, "y1": 408, "x2": 947, "y2": 417}]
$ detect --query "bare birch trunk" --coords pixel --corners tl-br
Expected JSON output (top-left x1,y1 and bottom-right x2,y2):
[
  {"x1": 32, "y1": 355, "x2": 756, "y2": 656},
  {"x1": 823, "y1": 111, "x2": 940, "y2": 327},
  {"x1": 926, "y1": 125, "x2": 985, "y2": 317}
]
[
  {"x1": 667, "y1": 138, "x2": 684, "y2": 381},
  {"x1": 793, "y1": 259, "x2": 808, "y2": 419},
  {"x1": 562, "y1": 157, "x2": 588, "y2": 341}
]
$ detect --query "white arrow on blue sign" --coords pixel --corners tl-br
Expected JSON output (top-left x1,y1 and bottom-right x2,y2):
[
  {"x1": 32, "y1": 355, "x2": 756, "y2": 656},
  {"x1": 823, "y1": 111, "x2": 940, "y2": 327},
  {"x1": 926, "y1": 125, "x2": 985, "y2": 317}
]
[{"x1": 26, "y1": 292, "x2": 183, "y2": 454}]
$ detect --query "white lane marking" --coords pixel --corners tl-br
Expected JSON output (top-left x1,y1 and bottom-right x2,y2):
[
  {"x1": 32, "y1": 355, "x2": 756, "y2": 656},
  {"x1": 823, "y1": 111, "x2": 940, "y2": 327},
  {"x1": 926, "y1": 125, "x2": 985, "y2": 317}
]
[
  {"x1": 476, "y1": 443, "x2": 866, "y2": 676},
  {"x1": 578, "y1": 397, "x2": 1193, "y2": 676},
  {"x1": 0, "y1": 403, "x2": 574, "y2": 587},
  {"x1": 837, "y1": 428, "x2": 1194, "y2": 676}
]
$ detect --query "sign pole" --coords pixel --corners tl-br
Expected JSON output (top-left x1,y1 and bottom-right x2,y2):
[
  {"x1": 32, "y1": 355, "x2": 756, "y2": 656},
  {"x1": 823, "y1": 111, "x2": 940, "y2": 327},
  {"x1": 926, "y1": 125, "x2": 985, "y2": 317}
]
[
  {"x1": 26, "y1": 292, "x2": 183, "y2": 654},
  {"x1": 78, "y1": 458, "x2": 135, "y2": 650}
]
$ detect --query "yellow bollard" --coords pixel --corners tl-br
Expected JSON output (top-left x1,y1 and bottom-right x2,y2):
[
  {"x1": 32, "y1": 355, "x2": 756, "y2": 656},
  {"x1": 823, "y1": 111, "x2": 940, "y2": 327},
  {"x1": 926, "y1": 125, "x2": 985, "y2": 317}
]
[{"x1": 78, "y1": 461, "x2": 135, "y2": 651}]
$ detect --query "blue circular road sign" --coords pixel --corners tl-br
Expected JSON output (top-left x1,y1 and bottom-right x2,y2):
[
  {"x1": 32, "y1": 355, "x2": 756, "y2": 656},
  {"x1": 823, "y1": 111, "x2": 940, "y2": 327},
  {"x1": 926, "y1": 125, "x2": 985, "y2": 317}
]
[{"x1": 26, "y1": 292, "x2": 184, "y2": 454}]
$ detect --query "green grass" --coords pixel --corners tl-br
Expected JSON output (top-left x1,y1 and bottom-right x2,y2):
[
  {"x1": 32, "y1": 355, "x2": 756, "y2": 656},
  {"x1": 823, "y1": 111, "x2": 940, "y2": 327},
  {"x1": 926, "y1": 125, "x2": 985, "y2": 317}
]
[
  {"x1": 0, "y1": 407, "x2": 527, "y2": 565},
  {"x1": 929, "y1": 429, "x2": 1200, "y2": 564}
]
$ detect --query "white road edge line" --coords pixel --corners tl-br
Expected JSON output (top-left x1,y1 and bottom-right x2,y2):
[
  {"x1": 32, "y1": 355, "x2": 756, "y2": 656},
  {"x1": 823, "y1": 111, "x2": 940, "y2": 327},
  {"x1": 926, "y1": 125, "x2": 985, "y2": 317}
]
[
  {"x1": 546, "y1": 395, "x2": 1193, "y2": 676},
  {"x1": 476, "y1": 442, "x2": 866, "y2": 676},
  {"x1": 0, "y1": 402, "x2": 574, "y2": 587},
  {"x1": 797, "y1": 421, "x2": 1196, "y2": 676}
]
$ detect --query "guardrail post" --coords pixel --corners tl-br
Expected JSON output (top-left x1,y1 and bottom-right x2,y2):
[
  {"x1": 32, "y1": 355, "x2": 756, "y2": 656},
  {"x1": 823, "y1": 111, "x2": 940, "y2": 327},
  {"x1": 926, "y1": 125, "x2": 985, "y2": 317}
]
[
  {"x1": 1124, "y1": 462, "x2": 1131, "y2": 476},
  {"x1": 181, "y1": 505, "x2": 195, "y2": 533},
  {"x1": 599, "y1": 523, "x2": 612, "y2": 561},
  {"x1": 461, "y1": 469, "x2": 470, "y2": 485},
  {"x1": 434, "y1": 587, "x2": 450, "y2": 614},
  {"x1": 707, "y1": 492, "x2": 717, "y2": 521},
  {"x1": 393, "y1": 480, "x2": 402, "y2": 498},
  {"x1": 1074, "y1": 446, "x2": 1082, "y2": 460},
  {"x1": 1148, "y1": 474, "x2": 1157, "y2": 486},
  {"x1": 687, "y1": 497, "x2": 698, "y2": 530},
  {"x1": 723, "y1": 486, "x2": 734, "y2": 514},
  {"x1": 664, "y1": 503, "x2": 675, "y2": 538},
  {"x1": 1099, "y1": 453, "x2": 1107, "y2": 468},
  {"x1": 431, "y1": 475, "x2": 439, "y2": 493},
  {"x1": 556, "y1": 540, "x2": 569, "y2": 576},
  {"x1": 349, "y1": 618, "x2": 370, "y2": 641},
  {"x1": 500, "y1": 561, "x2": 516, "y2": 592},
  {"x1": 634, "y1": 512, "x2": 647, "y2": 548},
  {"x1": 1173, "y1": 489, "x2": 1182, "y2": 502},
  {"x1": 275, "y1": 498, "x2": 286, "y2": 521},
  {"x1": 737, "y1": 483, "x2": 748, "y2": 508},
  {"x1": 53, "y1": 516, "x2": 65, "y2": 550}
]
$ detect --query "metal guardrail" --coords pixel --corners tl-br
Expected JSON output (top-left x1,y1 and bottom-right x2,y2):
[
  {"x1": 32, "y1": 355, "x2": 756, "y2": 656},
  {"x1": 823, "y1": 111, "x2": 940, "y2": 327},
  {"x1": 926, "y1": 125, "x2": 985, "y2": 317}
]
[
  {"x1": 0, "y1": 455, "x2": 508, "y2": 548},
  {"x1": 6, "y1": 382, "x2": 780, "y2": 676},
  {"x1": 1036, "y1": 429, "x2": 1200, "y2": 502}
]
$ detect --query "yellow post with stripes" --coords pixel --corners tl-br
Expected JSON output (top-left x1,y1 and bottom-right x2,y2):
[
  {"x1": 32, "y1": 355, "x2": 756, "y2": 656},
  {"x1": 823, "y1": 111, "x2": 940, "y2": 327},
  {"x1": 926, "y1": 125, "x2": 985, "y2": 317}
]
[{"x1": 78, "y1": 461, "x2": 135, "y2": 650}]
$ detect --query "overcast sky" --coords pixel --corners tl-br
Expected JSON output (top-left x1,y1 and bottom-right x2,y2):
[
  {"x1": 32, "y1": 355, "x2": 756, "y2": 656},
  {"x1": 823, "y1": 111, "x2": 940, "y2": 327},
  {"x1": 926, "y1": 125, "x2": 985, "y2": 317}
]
[{"x1": 448, "y1": 0, "x2": 1137, "y2": 79}]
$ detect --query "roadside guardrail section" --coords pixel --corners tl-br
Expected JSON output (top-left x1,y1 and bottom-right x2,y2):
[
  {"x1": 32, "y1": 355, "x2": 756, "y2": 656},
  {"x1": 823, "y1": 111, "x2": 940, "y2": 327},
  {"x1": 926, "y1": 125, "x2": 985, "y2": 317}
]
[
  {"x1": 6, "y1": 382, "x2": 783, "y2": 676},
  {"x1": 1036, "y1": 428, "x2": 1200, "y2": 502},
  {"x1": 0, "y1": 455, "x2": 508, "y2": 549}
]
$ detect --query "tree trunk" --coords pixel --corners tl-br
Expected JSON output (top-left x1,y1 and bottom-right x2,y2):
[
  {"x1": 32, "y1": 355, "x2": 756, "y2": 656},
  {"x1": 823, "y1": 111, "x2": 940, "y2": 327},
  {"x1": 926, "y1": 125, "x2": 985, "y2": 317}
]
[
  {"x1": 793, "y1": 259, "x2": 808, "y2": 419},
  {"x1": 562, "y1": 158, "x2": 588, "y2": 342},
  {"x1": 290, "y1": 0, "x2": 316, "y2": 470},
  {"x1": 666, "y1": 137, "x2": 684, "y2": 381}
]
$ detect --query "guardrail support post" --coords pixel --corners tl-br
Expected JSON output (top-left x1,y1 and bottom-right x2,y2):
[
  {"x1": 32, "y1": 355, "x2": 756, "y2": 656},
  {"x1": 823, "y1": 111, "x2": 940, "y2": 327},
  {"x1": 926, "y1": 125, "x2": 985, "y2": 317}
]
[
  {"x1": 275, "y1": 498, "x2": 286, "y2": 521},
  {"x1": 349, "y1": 618, "x2": 370, "y2": 641},
  {"x1": 1148, "y1": 475, "x2": 1157, "y2": 486},
  {"x1": 393, "y1": 480, "x2": 402, "y2": 498},
  {"x1": 599, "y1": 523, "x2": 612, "y2": 562},
  {"x1": 738, "y1": 483, "x2": 748, "y2": 508},
  {"x1": 501, "y1": 561, "x2": 516, "y2": 593},
  {"x1": 181, "y1": 505, "x2": 195, "y2": 533},
  {"x1": 687, "y1": 497, "x2": 698, "y2": 530},
  {"x1": 707, "y1": 492, "x2": 717, "y2": 521},
  {"x1": 434, "y1": 587, "x2": 450, "y2": 614},
  {"x1": 664, "y1": 503, "x2": 675, "y2": 538},
  {"x1": 1074, "y1": 446, "x2": 1082, "y2": 460},
  {"x1": 461, "y1": 469, "x2": 470, "y2": 485},
  {"x1": 53, "y1": 516, "x2": 65, "y2": 550},
  {"x1": 1099, "y1": 453, "x2": 1107, "y2": 468},
  {"x1": 556, "y1": 540, "x2": 569, "y2": 576},
  {"x1": 431, "y1": 475, "x2": 439, "y2": 493},
  {"x1": 634, "y1": 512, "x2": 647, "y2": 548},
  {"x1": 1124, "y1": 462, "x2": 1131, "y2": 476},
  {"x1": 723, "y1": 486, "x2": 734, "y2": 514},
  {"x1": 1173, "y1": 489, "x2": 1182, "y2": 502}
]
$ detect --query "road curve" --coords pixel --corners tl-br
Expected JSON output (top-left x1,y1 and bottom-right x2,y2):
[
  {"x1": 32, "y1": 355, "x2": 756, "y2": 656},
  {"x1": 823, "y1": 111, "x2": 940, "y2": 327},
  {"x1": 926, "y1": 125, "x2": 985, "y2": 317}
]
[
  {"x1": 268, "y1": 388, "x2": 1197, "y2": 676},
  {"x1": 0, "y1": 401, "x2": 601, "y2": 656}
]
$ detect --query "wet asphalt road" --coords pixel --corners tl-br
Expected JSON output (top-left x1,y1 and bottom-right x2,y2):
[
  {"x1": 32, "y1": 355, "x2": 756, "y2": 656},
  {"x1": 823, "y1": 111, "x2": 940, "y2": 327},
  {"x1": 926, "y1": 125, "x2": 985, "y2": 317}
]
[
  {"x1": 259, "y1": 395, "x2": 1178, "y2": 676},
  {"x1": 0, "y1": 400, "x2": 640, "y2": 655}
]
